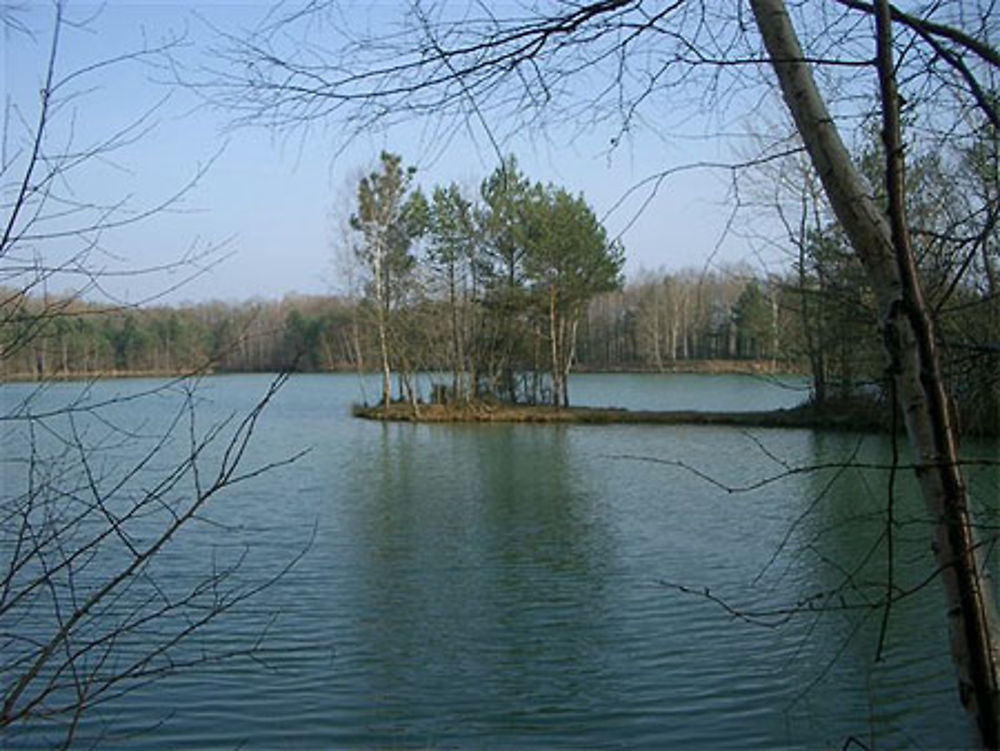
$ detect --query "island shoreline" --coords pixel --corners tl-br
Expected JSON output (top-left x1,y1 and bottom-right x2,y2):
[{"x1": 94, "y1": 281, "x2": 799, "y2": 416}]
[{"x1": 351, "y1": 401, "x2": 894, "y2": 433}]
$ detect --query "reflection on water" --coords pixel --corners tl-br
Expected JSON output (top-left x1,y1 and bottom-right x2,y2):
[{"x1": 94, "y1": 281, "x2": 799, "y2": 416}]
[
  {"x1": 334, "y1": 424, "x2": 620, "y2": 746},
  {"x1": 1, "y1": 373, "x2": 993, "y2": 749}
]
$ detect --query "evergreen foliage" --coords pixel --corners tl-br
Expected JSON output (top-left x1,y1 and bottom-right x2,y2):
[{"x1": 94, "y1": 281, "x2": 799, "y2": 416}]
[{"x1": 3, "y1": 147, "x2": 995, "y2": 429}]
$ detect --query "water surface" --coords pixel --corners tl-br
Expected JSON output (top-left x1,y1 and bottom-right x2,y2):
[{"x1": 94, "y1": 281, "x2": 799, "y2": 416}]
[{"x1": 1, "y1": 373, "x2": 995, "y2": 748}]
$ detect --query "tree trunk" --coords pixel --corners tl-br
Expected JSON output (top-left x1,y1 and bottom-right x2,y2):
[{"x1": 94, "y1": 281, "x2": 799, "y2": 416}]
[
  {"x1": 448, "y1": 260, "x2": 462, "y2": 401},
  {"x1": 652, "y1": 311, "x2": 664, "y2": 371},
  {"x1": 376, "y1": 307, "x2": 391, "y2": 406},
  {"x1": 563, "y1": 315, "x2": 579, "y2": 408},
  {"x1": 549, "y1": 286, "x2": 562, "y2": 408},
  {"x1": 680, "y1": 299, "x2": 689, "y2": 359},
  {"x1": 751, "y1": 1, "x2": 1000, "y2": 745},
  {"x1": 769, "y1": 289, "x2": 779, "y2": 370},
  {"x1": 373, "y1": 241, "x2": 392, "y2": 408}
]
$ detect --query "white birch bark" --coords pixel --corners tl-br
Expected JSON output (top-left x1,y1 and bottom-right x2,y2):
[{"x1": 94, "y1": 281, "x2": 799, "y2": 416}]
[{"x1": 750, "y1": 1, "x2": 1000, "y2": 745}]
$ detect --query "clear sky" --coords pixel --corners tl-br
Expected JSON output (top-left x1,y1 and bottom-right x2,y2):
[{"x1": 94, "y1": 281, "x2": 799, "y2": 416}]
[{"x1": 5, "y1": 1, "x2": 778, "y2": 306}]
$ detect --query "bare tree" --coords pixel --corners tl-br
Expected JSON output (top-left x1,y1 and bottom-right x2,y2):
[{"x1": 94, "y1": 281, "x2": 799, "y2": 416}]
[
  {"x1": 750, "y1": 2, "x2": 998, "y2": 742},
  {"x1": 2, "y1": 4, "x2": 303, "y2": 745},
  {"x1": 348, "y1": 152, "x2": 427, "y2": 409}
]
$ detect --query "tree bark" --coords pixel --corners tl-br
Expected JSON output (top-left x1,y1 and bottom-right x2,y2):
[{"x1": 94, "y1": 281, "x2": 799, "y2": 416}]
[
  {"x1": 549, "y1": 285, "x2": 563, "y2": 407},
  {"x1": 372, "y1": 236, "x2": 392, "y2": 408},
  {"x1": 564, "y1": 316, "x2": 579, "y2": 408},
  {"x1": 751, "y1": 1, "x2": 1000, "y2": 746},
  {"x1": 448, "y1": 261, "x2": 461, "y2": 401}
]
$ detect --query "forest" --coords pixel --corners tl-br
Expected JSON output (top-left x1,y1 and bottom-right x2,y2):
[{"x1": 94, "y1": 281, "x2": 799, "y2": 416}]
[{"x1": 3, "y1": 146, "x2": 996, "y2": 431}]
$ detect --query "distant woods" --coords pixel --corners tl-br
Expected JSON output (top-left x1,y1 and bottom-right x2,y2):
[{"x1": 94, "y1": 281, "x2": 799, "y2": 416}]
[
  {"x1": 2, "y1": 151, "x2": 996, "y2": 431},
  {"x1": 2, "y1": 264, "x2": 994, "y2": 428},
  {"x1": 0, "y1": 265, "x2": 778, "y2": 375}
]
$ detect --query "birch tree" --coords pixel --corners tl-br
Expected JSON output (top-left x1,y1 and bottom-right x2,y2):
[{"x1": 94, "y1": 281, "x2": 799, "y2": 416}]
[
  {"x1": 749, "y1": 3, "x2": 998, "y2": 742},
  {"x1": 350, "y1": 152, "x2": 426, "y2": 407}
]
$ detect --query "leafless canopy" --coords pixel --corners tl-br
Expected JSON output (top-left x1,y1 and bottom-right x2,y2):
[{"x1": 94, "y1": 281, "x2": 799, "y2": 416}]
[
  {"x1": 2, "y1": 4, "x2": 304, "y2": 746},
  {"x1": 208, "y1": 2, "x2": 995, "y2": 150}
]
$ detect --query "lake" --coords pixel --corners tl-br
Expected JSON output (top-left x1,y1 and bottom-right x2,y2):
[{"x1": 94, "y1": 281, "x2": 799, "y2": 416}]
[{"x1": 1, "y1": 372, "x2": 997, "y2": 749}]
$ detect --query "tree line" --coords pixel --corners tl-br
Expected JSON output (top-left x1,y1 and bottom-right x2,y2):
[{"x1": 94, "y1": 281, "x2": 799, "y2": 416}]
[
  {"x1": 1, "y1": 266, "x2": 794, "y2": 382},
  {"x1": 0, "y1": 266, "x2": 850, "y2": 379},
  {"x1": 3, "y1": 132, "x2": 995, "y2": 433},
  {"x1": 4, "y1": 247, "x2": 995, "y2": 433},
  {"x1": 2, "y1": 143, "x2": 995, "y2": 428}
]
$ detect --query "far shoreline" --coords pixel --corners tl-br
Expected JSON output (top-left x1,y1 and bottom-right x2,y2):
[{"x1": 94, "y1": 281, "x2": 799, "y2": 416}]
[{"x1": 1, "y1": 359, "x2": 804, "y2": 384}]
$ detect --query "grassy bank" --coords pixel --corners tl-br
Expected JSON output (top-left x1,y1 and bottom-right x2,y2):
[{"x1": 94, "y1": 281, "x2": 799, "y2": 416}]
[
  {"x1": 352, "y1": 399, "x2": 892, "y2": 433},
  {"x1": 572, "y1": 359, "x2": 799, "y2": 376}
]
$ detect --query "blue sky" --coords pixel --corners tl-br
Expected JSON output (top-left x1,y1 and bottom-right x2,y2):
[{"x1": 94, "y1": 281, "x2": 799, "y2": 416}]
[{"x1": 5, "y1": 1, "x2": 773, "y2": 305}]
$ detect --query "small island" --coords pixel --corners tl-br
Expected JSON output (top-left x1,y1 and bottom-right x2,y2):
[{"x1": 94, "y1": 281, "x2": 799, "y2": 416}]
[{"x1": 352, "y1": 398, "x2": 891, "y2": 433}]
